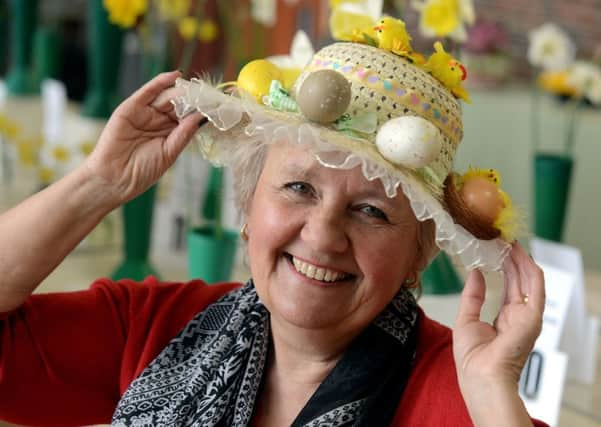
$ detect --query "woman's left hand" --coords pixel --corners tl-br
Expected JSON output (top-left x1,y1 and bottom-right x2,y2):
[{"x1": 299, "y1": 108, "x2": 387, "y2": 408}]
[{"x1": 452, "y1": 243, "x2": 545, "y2": 424}]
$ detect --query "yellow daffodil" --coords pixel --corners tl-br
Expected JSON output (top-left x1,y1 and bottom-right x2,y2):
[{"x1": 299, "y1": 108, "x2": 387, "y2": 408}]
[
  {"x1": 103, "y1": 0, "x2": 148, "y2": 28},
  {"x1": 16, "y1": 139, "x2": 40, "y2": 166},
  {"x1": 52, "y1": 145, "x2": 71, "y2": 163},
  {"x1": 413, "y1": 0, "x2": 474, "y2": 42},
  {"x1": 198, "y1": 19, "x2": 218, "y2": 42},
  {"x1": 178, "y1": 16, "x2": 198, "y2": 40},
  {"x1": 538, "y1": 70, "x2": 577, "y2": 97},
  {"x1": 79, "y1": 141, "x2": 96, "y2": 157},
  {"x1": 329, "y1": 0, "x2": 382, "y2": 41},
  {"x1": 157, "y1": 0, "x2": 190, "y2": 22},
  {"x1": 38, "y1": 167, "x2": 55, "y2": 184},
  {"x1": 0, "y1": 114, "x2": 20, "y2": 140}
]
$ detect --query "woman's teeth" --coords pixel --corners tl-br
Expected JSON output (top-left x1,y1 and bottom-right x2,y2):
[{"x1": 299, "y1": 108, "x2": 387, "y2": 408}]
[{"x1": 291, "y1": 256, "x2": 350, "y2": 282}]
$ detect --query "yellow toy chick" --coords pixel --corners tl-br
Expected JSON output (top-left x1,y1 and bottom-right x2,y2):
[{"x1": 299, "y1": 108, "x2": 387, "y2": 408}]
[
  {"x1": 423, "y1": 41, "x2": 470, "y2": 102},
  {"x1": 372, "y1": 17, "x2": 425, "y2": 64}
]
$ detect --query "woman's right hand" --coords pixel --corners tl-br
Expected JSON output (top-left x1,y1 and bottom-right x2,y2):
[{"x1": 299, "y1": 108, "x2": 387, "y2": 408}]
[{"x1": 84, "y1": 70, "x2": 203, "y2": 206}]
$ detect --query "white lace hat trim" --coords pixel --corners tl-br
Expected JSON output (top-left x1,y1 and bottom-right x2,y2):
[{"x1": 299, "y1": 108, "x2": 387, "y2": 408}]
[{"x1": 172, "y1": 78, "x2": 510, "y2": 271}]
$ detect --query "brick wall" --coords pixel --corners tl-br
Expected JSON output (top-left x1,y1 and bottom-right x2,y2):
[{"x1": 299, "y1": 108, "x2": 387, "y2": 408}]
[{"x1": 401, "y1": 0, "x2": 601, "y2": 79}]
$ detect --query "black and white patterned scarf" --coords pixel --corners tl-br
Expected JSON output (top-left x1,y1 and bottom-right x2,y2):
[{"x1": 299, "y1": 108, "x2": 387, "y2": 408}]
[{"x1": 112, "y1": 280, "x2": 420, "y2": 426}]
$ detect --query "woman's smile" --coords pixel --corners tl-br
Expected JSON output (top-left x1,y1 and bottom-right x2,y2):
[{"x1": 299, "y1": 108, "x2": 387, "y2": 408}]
[{"x1": 284, "y1": 252, "x2": 355, "y2": 285}]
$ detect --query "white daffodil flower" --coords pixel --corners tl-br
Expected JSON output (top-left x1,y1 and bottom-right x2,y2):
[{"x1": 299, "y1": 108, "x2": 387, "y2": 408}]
[
  {"x1": 250, "y1": 0, "x2": 276, "y2": 27},
  {"x1": 568, "y1": 60, "x2": 601, "y2": 105},
  {"x1": 527, "y1": 23, "x2": 576, "y2": 71},
  {"x1": 267, "y1": 30, "x2": 315, "y2": 89}
]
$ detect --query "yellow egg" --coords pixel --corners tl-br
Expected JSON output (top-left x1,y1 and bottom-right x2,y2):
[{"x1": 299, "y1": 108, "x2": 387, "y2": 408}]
[
  {"x1": 237, "y1": 59, "x2": 283, "y2": 103},
  {"x1": 459, "y1": 176, "x2": 505, "y2": 224}
]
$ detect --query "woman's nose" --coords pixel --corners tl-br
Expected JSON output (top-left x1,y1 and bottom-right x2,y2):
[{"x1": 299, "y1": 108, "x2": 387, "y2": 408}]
[{"x1": 300, "y1": 207, "x2": 349, "y2": 254}]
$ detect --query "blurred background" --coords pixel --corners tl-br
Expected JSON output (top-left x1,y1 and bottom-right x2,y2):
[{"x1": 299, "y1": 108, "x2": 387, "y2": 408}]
[{"x1": 0, "y1": 1, "x2": 600, "y2": 426}]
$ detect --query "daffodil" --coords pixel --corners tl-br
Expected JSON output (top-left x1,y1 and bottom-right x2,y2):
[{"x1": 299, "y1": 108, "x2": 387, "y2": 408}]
[
  {"x1": 567, "y1": 60, "x2": 601, "y2": 105},
  {"x1": 178, "y1": 16, "x2": 198, "y2": 40},
  {"x1": 413, "y1": 0, "x2": 475, "y2": 42},
  {"x1": 527, "y1": 23, "x2": 575, "y2": 71},
  {"x1": 38, "y1": 167, "x2": 55, "y2": 185},
  {"x1": 52, "y1": 145, "x2": 71, "y2": 163},
  {"x1": 537, "y1": 70, "x2": 577, "y2": 97},
  {"x1": 329, "y1": 0, "x2": 383, "y2": 41},
  {"x1": 251, "y1": 0, "x2": 277, "y2": 27},
  {"x1": 267, "y1": 30, "x2": 314, "y2": 89},
  {"x1": 198, "y1": 19, "x2": 218, "y2": 42},
  {"x1": 103, "y1": 0, "x2": 148, "y2": 28},
  {"x1": 157, "y1": 0, "x2": 190, "y2": 22},
  {"x1": 0, "y1": 114, "x2": 20, "y2": 140},
  {"x1": 79, "y1": 141, "x2": 96, "y2": 157}
]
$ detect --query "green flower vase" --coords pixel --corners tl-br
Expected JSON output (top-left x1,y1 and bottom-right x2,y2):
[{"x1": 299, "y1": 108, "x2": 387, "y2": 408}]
[
  {"x1": 5, "y1": 0, "x2": 38, "y2": 94},
  {"x1": 533, "y1": 153, "x2": 573, "y2": 242},
  {"x1": 111, "y1": 186, "x2": 159, "y2": 280},
  {"x1": 82, "y1": 0, "x2": 123, "y2": 118},
  {"x1": 421, "y1": 252, "x2": 464, "y2": 295},
  {"x1": 187, "y1": 226, "x2": 239, "y2": 283}
]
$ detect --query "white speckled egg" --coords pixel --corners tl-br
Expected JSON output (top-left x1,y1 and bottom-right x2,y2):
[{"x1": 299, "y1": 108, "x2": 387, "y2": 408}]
[
  {"x1": 375, "y1": 116, "x2": 442, "y2": 168},
  {"x1": 296, "y1": 69, "x2": 351, "y2": 124}
]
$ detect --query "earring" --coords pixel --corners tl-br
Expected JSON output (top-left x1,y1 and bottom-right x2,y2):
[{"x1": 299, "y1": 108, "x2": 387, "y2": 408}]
[
  {"x1": 403, "y1": 275, "x2": 416, "y2": 287},
  {"x1": 240, "y1": 223, "x2": 249, "y2": 241}
]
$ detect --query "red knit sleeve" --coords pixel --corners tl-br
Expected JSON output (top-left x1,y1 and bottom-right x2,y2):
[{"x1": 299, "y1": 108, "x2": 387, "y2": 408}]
[{"x1": 0, "y1": 277, "x2": 240, "y2": 427}]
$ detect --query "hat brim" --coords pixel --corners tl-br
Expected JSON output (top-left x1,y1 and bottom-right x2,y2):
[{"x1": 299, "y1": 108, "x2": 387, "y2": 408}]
[{"x1": 172, "y1": 78, "x2": 510, "y2": 271}]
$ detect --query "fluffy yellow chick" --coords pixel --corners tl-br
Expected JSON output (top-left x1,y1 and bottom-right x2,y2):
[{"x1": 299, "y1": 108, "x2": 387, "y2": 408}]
[
  {"x1": 423, "y1": 41, "x2": 470, "y2": 102},
  {"x1": 373, "y1": 17, "x2": 413, "y2": 55}
]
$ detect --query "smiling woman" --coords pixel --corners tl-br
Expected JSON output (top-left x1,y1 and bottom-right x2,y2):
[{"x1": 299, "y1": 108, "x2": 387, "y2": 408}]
[{"x1": 0, "y1": 16, "x2": 547, "y2": 427}]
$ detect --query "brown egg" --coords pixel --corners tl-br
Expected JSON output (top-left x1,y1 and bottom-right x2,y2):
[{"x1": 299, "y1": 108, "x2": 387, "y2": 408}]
[
  {"x1": 459, "y1": 176, "x2": 505, "y2": 224},
  {"x1": 296, "y1": 70, "x2": 351, "y2": 124}
]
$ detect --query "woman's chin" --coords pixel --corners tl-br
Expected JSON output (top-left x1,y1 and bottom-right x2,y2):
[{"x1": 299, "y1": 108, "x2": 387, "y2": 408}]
[{"x1": 261, "y1": 255, "x2": 359, "y2": 330}]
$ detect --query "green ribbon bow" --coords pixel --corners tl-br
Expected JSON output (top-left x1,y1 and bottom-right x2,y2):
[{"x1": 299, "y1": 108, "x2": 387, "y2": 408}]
[
  {"x1": 334, "y1": 112, "x2": 379, "y2": 138},
  {"x1": 265, "y1": 80, "x2": 299, "y2": 113}
]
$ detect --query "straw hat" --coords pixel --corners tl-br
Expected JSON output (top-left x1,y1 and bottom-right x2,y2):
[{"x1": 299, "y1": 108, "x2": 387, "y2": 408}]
[{"x1": 172, "y1": 19, "x2": 516, "y2": 271}]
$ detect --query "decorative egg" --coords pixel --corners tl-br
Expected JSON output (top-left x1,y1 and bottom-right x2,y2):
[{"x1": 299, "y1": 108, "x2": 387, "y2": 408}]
[
  {"x1": 237, "y1": 59, "x2": 283, "y2": 103},
  {"x1": 296, "y1": 70, "x2": 351, "y2": 123},
  {"x1": 375, "y1": 116, "x2": 442, "y2": 168},
  {"x1": 459, "y1": 176, "x2": 505, "y2": 224}
]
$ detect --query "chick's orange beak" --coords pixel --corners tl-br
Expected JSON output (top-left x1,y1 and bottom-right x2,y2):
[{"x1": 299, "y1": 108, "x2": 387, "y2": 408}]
[
  {"x1": 459, "y1": 64, "x2": 467, "y2": 81},
  {"x1": 373, "y1": 25, "x2": 383, "y2": 31}
]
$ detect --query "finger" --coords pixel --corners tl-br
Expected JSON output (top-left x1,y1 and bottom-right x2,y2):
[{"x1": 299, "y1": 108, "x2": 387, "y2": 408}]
[
  {"x1": 511, "y1": 244, "x2": 546, "y2": 313},
  {"x1": 502, "y1": 244, "x2": 523, "y2": 305},
  {"x1": 455, "y1": 269, "x2": 486, "y2": 328},
  {"x1": 163, "y1": 112, "x2": 204, "y2": 163},
  {"x1": 151, "y1": 86, "x2": 186, "y2": 113},
  {"x1": 129, "y1": 70, "x2": 182, "y2": 107}
]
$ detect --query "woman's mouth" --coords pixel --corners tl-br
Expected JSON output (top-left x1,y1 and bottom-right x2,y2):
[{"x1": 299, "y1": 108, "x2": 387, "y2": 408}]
[{"x1": 284, "y1": 253, "x2": 354, "y2": 283}]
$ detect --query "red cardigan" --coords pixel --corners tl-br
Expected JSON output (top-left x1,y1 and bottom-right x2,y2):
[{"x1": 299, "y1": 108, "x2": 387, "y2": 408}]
[{"x1": 0, "y1": 277, "x2": 546, "y2": 426}]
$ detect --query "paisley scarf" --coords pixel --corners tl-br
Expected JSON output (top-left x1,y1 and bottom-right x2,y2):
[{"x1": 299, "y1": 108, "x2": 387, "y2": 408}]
[{"x1": 112, "y1": 280, "x2": 419, "y2": 426}]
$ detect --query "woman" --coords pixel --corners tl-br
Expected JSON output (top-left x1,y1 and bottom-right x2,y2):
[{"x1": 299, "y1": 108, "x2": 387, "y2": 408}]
[{"x1": 0, "y1": 27, "x2": 545, "y2": 426}]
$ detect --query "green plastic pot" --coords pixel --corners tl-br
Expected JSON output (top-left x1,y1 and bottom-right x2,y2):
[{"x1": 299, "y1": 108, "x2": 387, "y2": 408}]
[
  {"x1": 187, "y1": 226, "x2": 239, "y2": 283},
  {"x1": 111, "y1": 186, "x2": 159, "y2": 280},
  {"x1": 421, "y1": 252, "x2": 464, "y2": 295},
  {"x1": 82, "y1": 0, "x2": 124, "y2": 118},
  {"x1": 5, "y1": 0, "x2": 38, "y2": 94},
  {"x1": 533, "y1": 154, "x2": 573, "y2": 242}
]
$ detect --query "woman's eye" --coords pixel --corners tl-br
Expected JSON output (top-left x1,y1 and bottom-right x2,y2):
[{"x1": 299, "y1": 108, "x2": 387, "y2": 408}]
[
  {"x1": 358, "y1": 205, "x2": 388, "y2": 221},
  {"x1": 284, "y1": 181, "x2": 314, "y2": 196}
]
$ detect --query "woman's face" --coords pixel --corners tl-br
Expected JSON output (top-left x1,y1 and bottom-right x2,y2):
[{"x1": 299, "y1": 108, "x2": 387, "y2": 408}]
[{"x1": 246, "y1": 142, "x2": 419, "y2": 335}]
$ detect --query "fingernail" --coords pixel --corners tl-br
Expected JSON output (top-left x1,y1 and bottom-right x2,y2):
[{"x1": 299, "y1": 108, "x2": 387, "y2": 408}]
[{"x1": 198, "y1": 117, "x2": 209, "y2": 128}]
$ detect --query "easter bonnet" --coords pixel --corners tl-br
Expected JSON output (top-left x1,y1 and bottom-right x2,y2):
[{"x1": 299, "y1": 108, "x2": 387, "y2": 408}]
[{"x1": 171, "y1": 17, "x2": 518, "y2": 271}]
